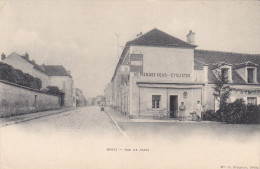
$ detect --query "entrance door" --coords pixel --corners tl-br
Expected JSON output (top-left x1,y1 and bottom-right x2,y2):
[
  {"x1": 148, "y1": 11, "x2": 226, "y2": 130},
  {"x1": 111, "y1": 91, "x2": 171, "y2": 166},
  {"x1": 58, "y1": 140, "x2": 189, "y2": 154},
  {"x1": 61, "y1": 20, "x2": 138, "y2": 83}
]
[
  {"x1": 60, "y1": 93, "x2": 65, "y2": 106},
  {"x1": 170, "y1": 95, "x2": 178, "y2": 118}
]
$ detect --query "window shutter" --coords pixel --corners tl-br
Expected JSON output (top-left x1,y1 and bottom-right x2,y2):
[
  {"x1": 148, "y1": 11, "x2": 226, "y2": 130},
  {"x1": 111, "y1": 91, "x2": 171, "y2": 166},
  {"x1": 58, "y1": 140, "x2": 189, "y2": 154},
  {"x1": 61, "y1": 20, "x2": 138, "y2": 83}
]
[
  {"x1": 161, "y1": 95, "x2": 165, "y2": 109},
  {"x1": 147, "y1": 95, "x2": 152, "y2": 109},
  {"x1": 230, "y1": 96, "x2": 236, "y2": 102},
  {"x1": 243, "y1": 97, "x2": 247, "y2": 104},
  {"x1": 257, "y1": 97, "x2": 260, "y2": 105}
]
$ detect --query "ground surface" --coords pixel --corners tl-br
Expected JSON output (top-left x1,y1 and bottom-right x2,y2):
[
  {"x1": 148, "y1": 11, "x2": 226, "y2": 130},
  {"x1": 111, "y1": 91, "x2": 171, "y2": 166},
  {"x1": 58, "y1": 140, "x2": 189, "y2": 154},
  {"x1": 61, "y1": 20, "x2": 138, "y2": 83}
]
[{"x1": 0, "y1": 106, "x2": 259, "y2": 169}]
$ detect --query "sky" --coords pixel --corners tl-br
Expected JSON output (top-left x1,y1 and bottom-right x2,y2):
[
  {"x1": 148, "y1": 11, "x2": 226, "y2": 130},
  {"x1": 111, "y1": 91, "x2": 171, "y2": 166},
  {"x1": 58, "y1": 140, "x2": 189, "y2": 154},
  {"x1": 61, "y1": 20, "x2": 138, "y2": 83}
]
[{"x1": 0, "y1": 0, "x2": 260, "y2": 97}]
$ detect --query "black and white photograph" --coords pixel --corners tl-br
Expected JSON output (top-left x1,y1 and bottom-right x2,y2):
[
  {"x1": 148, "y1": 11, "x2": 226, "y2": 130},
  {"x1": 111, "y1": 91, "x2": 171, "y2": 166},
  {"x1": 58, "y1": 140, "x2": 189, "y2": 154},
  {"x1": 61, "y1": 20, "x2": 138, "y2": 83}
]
[{"x1": 0, "y1": 1, "x2": 259, "y2": 169}]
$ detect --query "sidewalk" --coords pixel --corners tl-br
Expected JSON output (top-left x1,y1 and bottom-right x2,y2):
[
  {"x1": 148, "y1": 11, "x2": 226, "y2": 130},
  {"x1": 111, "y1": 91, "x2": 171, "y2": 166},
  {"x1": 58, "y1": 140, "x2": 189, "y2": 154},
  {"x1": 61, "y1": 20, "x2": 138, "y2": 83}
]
[
  {"x1": 104, "y1": 107, "x2": 131, "y2": 123},
  {"x1": 0, "y1": 107, "x2": 76, "y2": 127},
  {"x1": 105, "y1": 107, "x2": 221, "y2": 124}
]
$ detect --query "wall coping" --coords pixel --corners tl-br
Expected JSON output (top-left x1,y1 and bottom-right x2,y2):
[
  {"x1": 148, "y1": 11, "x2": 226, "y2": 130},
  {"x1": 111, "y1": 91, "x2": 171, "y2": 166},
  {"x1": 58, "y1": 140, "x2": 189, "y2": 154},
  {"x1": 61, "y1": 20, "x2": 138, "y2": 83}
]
[{"x1": 0, "y1": 79, "x2": 59, "y2": 97}]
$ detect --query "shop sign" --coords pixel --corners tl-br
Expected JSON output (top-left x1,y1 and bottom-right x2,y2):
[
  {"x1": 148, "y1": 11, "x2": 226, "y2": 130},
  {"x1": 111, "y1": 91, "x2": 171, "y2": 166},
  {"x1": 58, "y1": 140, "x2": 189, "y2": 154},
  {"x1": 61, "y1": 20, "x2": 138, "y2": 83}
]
[
  {"x1": 130, "y1": 54, "x2": 143, "y2": 72},
  {"x1": 133, "y1": 72, "x2": 190, "y2": 78}
]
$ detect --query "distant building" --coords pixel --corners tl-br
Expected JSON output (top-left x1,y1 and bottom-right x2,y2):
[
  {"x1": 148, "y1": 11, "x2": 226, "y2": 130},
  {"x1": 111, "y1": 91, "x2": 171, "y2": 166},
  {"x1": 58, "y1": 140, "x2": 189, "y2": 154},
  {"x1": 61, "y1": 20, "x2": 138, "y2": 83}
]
[
  {"x1": 104, "y1": 83, "x2": 112, "y2": 106},
  {"x1": 110, "y1": 28, "x2": 260, "y2": 118},
  {"x1": 75, "y1": 88, "x2": 86, "y2": 107},
  {"x1": 1, "y1": 52, "x2": 76, "y2": 107},
  {"x1": 95, "y1": 95, "x2": 105, "y2": 106},
  {"x1": 43, "y1": 65, "x2": 76, "y2": 107}
]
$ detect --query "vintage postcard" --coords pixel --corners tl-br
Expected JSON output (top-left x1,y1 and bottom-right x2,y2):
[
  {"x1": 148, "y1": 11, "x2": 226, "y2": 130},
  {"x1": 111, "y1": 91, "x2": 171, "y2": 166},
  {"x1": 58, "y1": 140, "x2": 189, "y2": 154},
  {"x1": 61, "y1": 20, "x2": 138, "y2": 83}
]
[{"x1": 0, "y1": 0, "x2": 259, "y2": 169}]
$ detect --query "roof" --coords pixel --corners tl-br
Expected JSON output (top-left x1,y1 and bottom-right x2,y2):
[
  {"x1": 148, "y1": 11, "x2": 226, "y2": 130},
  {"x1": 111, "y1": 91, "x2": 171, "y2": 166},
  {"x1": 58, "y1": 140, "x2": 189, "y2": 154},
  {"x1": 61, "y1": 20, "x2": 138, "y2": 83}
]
[
  {"x1": 234, "y1": 61, "x2": 259, "y2": 69},
  {"x1": 7, "y1": 52, "x2": 49, "y2": 75},
  {"x1": 194, "y1": 60, "x2": 207, "y2": 70},
  {"x1": 195, "y1": 49, "x2": 260, "y2": 84},
  {"x1": 6, "y1": 52, "x2": 72, "y2": 77},
  {"x1": 111, "y1": 28, "x2": 196, "y2": 82},
  {"x1": 127, "y1": 28, "x2": 197, "y2": 48},
  {"x1": 43, "y1": 65, "x2": 71, "y2": 77}
]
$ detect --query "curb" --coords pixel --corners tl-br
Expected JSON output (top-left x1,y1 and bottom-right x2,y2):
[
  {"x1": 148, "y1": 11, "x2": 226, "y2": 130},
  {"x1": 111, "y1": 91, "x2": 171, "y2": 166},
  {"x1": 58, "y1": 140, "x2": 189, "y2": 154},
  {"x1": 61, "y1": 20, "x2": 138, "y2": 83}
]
[
  {"x1": 1, "y1": 108, "x2": 76, "y2": 127},
  {"x1": 104, "y1": 109, "x2": 130, "y2": 140}
]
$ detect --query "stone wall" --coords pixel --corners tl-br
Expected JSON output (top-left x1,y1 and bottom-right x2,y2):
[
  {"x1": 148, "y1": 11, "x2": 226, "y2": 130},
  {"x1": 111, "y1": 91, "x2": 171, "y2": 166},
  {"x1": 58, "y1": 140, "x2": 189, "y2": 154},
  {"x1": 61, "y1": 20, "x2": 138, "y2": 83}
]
[{"x1": 0, "y1": 80, "x2": 60, "y2": 117}]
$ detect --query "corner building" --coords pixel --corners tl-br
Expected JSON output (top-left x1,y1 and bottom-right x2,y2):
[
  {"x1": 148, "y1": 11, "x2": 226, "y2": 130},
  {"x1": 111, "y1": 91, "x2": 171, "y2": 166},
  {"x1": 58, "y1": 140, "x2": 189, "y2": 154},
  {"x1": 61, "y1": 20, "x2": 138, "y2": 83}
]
[{"x1": 110, "y1": 29, "x2": 260, "y2": 118}]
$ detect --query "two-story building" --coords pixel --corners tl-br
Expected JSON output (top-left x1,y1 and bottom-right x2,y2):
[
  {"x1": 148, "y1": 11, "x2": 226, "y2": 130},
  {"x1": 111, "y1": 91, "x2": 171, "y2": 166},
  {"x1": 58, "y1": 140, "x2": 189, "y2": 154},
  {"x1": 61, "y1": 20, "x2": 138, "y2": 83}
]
[
  {"x1": 110, "y1": 28, "x2": 260, "y2": 118},
  {"x1": 1, "y1": 52, "x2": 76, "y2": 107}
]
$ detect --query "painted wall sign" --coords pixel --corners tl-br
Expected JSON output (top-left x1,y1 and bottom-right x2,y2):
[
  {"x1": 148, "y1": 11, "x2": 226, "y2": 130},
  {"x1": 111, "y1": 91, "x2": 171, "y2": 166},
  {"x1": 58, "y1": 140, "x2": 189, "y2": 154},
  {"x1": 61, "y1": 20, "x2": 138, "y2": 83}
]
[
  {"x1": 130, "y1": 54, "x2": 143, "y2": 72},
  {"x1": 133, "y1": 72, "x2": 190, "y2": 78}
]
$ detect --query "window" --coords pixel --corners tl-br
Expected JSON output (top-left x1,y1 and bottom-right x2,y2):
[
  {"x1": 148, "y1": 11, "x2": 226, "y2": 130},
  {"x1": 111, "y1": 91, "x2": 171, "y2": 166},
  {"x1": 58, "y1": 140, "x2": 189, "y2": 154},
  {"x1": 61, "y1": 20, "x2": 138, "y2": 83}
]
[
  {"x1": 247, "y1": 68, "x2": 254, "y2": 83},
  {"x1": 221, "y1": 68, "x2": 229, "y2": 83},
  {"x1": 247, "y1": 97, "x2": 257, "y2": 105},
  {"x1": 152, "y1": 95, "x2": 161, "y2": 109}
]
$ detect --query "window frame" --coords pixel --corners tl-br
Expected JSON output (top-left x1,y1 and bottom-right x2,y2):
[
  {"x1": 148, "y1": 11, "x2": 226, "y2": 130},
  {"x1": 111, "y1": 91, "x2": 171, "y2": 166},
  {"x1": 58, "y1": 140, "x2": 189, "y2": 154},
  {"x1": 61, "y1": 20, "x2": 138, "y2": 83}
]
[
  {"x1": 247, "y1": 97, "x2": 257, "y2": 105},
  {"x1": 246, "y1": 67, "x2": 257, "y2": 84},
  {"x1": 152, "y1": 95, "x2": 161, "y2": 109},
  {"x1": 221, "y1": 68, "x2": 229, "y2": 83}
]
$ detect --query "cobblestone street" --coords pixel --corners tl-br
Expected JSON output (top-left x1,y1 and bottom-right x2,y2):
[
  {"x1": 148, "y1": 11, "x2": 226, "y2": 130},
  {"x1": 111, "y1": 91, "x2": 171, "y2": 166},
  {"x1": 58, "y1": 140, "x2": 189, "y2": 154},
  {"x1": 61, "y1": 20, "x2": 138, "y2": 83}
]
[
  {"x1": 0, "y1": 107, "x2": 259, "y2": 169},
  {"x1": 7, "y1": 106, "x2": 122, "y2": 138}
]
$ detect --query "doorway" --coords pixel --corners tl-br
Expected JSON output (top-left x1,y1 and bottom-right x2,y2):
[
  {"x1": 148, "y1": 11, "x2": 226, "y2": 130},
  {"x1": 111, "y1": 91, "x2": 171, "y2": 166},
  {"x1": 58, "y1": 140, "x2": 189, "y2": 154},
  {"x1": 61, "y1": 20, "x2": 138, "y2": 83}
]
[
  {"x1": 60, "y1": 93, "x2": 65, "y2": 106},
  {"x1": 170, "y1": 95, "x2": 178, "y2": 118}
]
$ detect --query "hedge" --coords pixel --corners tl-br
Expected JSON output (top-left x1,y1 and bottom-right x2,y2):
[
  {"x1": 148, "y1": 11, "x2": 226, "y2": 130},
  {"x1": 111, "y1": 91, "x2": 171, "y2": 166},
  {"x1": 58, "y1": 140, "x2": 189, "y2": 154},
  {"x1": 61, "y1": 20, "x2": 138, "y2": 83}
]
[
  {"x1": 0, "y1": 62, "x2": 42, "y2": 90},
  {"x1": 203, "y1": 99, "x2": 260, "y2": 124}
]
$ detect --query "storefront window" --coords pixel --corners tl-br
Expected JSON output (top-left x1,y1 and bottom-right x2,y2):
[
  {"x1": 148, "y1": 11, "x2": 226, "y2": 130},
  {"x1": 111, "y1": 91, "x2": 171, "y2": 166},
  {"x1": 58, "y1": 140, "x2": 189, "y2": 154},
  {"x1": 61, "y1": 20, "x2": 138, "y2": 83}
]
[
  {"x1": 152, "y1": 95, "x2": 161, "y2": 109},
  {"x1": 247, "y1": 97, "x2": 257, "y2": 105}
]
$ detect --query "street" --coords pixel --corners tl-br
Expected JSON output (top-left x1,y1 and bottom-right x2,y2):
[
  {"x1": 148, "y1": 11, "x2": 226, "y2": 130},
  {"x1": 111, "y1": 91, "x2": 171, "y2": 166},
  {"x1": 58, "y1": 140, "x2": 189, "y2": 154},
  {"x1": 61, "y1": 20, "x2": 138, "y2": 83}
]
[
  {"x1": 6, "y1": 106, "x2": 122, "y2": 138},
  {"x1": 0, "y1": 107, "x2": 259, "y2": 169}
]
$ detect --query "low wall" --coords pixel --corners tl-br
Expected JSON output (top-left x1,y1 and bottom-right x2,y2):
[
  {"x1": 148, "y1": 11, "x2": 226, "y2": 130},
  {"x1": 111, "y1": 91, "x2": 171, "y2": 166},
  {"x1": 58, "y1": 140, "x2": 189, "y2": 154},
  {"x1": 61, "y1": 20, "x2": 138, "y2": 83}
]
[{"x1": 0, "y1": 80, "x2": 60, "y2": 117}]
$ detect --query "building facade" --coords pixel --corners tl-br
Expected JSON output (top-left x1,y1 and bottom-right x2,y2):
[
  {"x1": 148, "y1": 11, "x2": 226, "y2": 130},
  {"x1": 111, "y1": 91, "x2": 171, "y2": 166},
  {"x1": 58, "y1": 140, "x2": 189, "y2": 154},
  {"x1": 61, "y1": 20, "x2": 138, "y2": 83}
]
[
  {"x1": 2, "y1": 52, "x2": 76, "y2": 107},
  {"x1": 110, "y1": 28, "x2": 260, "y2": 118},
  {"x1": 104, "y1": 83, "x2": 112, "y2": 106},
  {"x1": 75, "y1": 88, "x2": 86, "y2": 107}
]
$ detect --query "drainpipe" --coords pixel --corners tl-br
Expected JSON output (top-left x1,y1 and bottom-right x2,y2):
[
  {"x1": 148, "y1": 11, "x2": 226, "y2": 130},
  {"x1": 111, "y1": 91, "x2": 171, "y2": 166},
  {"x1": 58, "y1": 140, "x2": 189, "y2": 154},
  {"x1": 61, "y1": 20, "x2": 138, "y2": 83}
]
[
  {"x1": 167, "y1": 88, "x2": 169, "y2": 117},
  {"x1": 139, "y1": 86, "x2": 140, "y2": 117}
]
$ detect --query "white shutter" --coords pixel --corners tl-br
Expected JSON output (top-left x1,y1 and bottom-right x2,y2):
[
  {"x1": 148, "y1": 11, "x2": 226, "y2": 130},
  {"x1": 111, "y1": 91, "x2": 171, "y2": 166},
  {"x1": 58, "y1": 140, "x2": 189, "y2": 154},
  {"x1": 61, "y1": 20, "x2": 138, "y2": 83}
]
[
  {"x1": 147, "y1": 95, "x2": 152, "y2": 109},
  {"x1": 230, "y1": 96, "x2": 236, "y2": 102},
  {"x1": 160, "y1": 95, "x2": 164, "y2": 109},
  {"x1": 243, "y1": 97, "x2": 247, "y2": 104},
  {"x1": 257, "y1": 97, "x2": 260, "y2": 105}
]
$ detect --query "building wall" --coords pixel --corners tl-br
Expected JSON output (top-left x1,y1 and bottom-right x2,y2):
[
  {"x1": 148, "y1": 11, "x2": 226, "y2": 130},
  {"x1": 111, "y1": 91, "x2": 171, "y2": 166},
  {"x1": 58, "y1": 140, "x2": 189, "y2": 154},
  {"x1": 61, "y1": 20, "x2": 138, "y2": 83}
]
[
  {"x1": 0, "y1": 80, "x2": 60, "y2": 117},
  {"x1": 130, "y1": 46, "x2": 194, "y2": 83},
  {"x1": 203, "y1": 84, "x2": 260, "y2": 111},
  {"x1": 3, "y1": 54, "x2": 50, "y2": 88},
  {"x1": 194, "y1": 69, "x2": 204, "y2": 82},
  {"x1": 104, "y1": 83, "x2": 112, "y2": 106},
  {"x1": 129, "y1": 73, "x2": 202, "y2": 117},
  {"x1": 49, "y1": 76, "x2": 75, "y2": 107}
]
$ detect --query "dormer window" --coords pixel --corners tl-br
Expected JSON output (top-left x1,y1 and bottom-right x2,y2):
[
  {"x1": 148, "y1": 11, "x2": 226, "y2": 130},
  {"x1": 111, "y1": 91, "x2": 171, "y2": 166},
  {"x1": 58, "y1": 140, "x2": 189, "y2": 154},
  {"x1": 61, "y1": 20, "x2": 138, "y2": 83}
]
[
  {"x1": 212, "y1": 62, "x2": 232, "y2": 83},
  {"x1": 221, "y1": 68, "x2": 229, "y2": 83},
  {"x1": 247, "y1": 67, "x2": 257, "y2": 83},
  {"x1": 235, "y1": 61, "x2": 258, "y2": 84}
]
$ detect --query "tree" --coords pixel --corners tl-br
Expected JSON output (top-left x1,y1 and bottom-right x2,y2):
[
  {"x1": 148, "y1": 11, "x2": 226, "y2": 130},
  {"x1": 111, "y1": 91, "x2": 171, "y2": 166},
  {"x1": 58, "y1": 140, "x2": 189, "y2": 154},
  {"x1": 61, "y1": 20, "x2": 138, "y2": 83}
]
[{"x1": 212, "y1": 69, "x2": 231, "y2": 122}]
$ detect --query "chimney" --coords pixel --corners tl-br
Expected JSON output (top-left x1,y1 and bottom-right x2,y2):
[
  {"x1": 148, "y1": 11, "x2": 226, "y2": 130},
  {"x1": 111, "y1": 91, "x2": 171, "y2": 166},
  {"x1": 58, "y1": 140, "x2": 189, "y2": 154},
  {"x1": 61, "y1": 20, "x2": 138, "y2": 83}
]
[
  {"x1": 1, "y1": 53, "x2": 6, "y2": 61},
  {"x1": 136, "y1": 32, "x2": 142, "y2": 37},
  {"x1": 67, "y1": 70, "x2": 71, "y2": 75},
  {"x1": 23, "y1": 52, "x2": 29, "y2": 60},
  {"x1": 186, "y1": 30, "x2": 195, "y2": 45}
]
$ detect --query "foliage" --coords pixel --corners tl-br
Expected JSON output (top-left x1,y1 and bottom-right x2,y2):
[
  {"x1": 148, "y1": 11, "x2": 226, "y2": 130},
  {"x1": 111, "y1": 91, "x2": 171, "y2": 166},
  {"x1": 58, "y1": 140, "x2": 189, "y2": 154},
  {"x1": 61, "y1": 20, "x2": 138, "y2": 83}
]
[
  {"x1": 202, "y1": 110, "x2": 218, "y2": 121},
  {"x1": 46, "y1": 86, "x2": 62, "y2": 95},
  {"x1": 0, "y1": 62, "x2": 42, "y2": 90},
  {"x1": 214, "y1": 99, "x2": 260, "y2": 124},
  {"x1": 212, "y1": 69, "x2": 231, "y2": 122}
]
